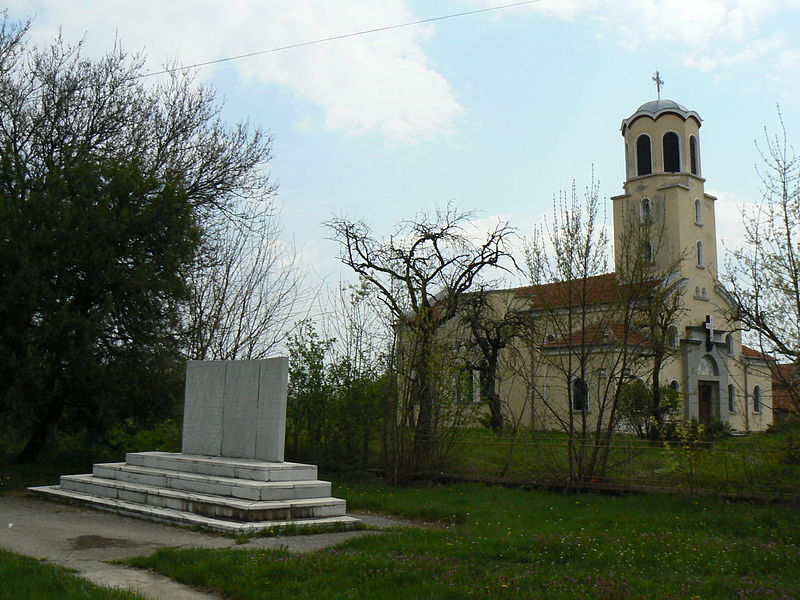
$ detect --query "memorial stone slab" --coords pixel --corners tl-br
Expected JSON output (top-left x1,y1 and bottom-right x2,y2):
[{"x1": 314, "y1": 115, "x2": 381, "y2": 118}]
[
  {"x1": 181, "y1": 357, "x2": 288, "y2": 462},
  {"x1": 255, "y1": 357, "x2": 287, "y2": 462},
  {"x1": 181, "y1": 360, "x2": 226, "y2": 456}
]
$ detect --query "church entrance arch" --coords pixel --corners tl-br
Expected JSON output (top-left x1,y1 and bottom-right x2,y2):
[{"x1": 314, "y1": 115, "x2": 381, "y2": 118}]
[
  {"x1": 696, "y1": 355, "x2": 720, "y2": 425},
  {"x1": 697, "y1": 381, "x2": 719, "y2": 425}
]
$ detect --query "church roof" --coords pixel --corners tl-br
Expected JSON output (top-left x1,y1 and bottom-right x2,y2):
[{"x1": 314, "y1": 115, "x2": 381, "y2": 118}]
[
  {"x1": 772, "y1": 363, "x2": 798, "y2": 414},
  {"x1": 635, "y1": 99, "x2": 691, "y2": 115},
  {"x1": 621, "y1": 98, "x2": 702, "y2": 133},
  {"x1": 514, "y1": 272, "x2": 656, "y2": 309},
  {"x1": 542, "y1": 323, "x2": 650, "y2": 349},
  {"x1": 741, "y1": 345, "x2": 772, "y2": 361}
]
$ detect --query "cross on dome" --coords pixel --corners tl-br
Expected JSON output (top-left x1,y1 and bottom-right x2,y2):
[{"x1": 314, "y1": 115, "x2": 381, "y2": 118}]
[{"x1": 652, "y1": 70, "x2": 664, "y2": 100}]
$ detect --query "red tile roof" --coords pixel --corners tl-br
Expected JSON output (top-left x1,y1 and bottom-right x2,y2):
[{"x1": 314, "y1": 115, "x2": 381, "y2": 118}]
[
  {"x1": 741, "y1": 345, "x2": 772, "y2": 360},
  {"x1": 542, "y1": 323, "x2": 650, "y2": 349},
  {"x1": 514, "y1": 272, "x2": 657, "y2": 309},
  {"x1": 772, "y1": 363, "x2": 798, "y2": 414}
]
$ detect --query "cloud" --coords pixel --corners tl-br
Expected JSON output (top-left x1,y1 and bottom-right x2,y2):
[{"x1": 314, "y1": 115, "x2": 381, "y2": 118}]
[
  {"x1": 4, "y1": 0, "x2": 465, "y2": 144},
  {"x1": 706, "y1": 188, "x2": 751, "y2": 255},
  {"x1": 471, "y1": 0, "x2": 797, "y2": 76},
  {"x1": 293, "y1": 116, "x2": 315, "y2": 134}
]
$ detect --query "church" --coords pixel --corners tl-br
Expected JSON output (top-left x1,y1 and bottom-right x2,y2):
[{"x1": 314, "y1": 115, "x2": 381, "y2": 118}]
[{"x1": 466, "y1": 97, "x2": 773, "y2": 433}]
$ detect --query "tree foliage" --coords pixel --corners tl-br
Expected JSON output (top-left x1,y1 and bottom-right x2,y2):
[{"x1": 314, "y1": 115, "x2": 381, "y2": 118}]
[
  {"x1": 0, "y1": 15, "x2": 277, "y2": 460},
  {"x1": 0, "y1": 158, "x2": 198, "y2": 461},
  {"x1": 286, "y1": 318, "x2": 389, "y2": 470}
]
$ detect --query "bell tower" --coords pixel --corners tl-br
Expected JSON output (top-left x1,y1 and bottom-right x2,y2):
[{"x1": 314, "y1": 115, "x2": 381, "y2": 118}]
[{"x1": 611, "y1": 98, "x2": 719, "y2": 306}]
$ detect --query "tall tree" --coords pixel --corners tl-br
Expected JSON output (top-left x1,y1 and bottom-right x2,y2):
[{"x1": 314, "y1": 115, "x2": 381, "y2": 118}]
[
  {"x1": 725, "y1": 109, "x2": 800, "y2": 412},
  {"x1": 522, "y1": 177, "x2": 685, "y2": 481},
  {"x1": 0, "y1": 158, "x2": 199, "y2": 461},
  {"x1": 184, "y1": 202, "x2": 304, "y2": 361},
  {"x1": 326, "y1": 204, "x2": 514, "y2": 477},
  {"x1": 458, "y1": 289, "x2": 522, "y2": 433},
  {"x1": 0, "y1": 15, "x2": 278, "y2": 460}
]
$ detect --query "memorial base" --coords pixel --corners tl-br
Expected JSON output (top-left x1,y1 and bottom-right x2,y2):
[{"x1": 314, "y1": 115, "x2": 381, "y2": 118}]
[{"x1": 29, "y1": 451, "x2": 360, "y2": 533}]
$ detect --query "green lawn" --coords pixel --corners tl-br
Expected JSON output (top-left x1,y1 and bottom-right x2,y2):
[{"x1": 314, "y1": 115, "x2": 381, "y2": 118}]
[
  {"x1": 127, "y1": 480, "x2": 800, "y2": 599},
  {"x1": 0, "y1": 549, "x2": 147, "y2": 600},
  {"x1": 445, "y1": 429, "x2": 800, "y2": 495}
]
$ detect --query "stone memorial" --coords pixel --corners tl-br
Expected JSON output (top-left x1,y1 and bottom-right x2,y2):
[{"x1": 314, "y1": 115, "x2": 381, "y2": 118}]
[{"x1": 30, "y1": 358, "x2": 359, "y2": 533}]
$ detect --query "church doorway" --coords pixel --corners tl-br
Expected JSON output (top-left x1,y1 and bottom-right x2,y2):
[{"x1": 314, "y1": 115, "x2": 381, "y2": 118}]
[{"x1": 698, "y1": 381, "x2": 718, "y2": 425}]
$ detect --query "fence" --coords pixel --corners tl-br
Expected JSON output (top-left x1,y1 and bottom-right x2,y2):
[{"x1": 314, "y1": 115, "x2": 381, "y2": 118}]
[{"x1": 443, "y1": 433, "x2": 800, "y2": 499}]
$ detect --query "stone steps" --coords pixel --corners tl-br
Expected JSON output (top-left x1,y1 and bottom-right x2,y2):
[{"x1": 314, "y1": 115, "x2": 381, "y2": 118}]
[
  {"x1": 92, "y1": 462, "x2": 331, "y2": 501},
  {"x1": 126, "y1": 451, "x2": 317, "y2": 481},
  {"x1": 28, "y1": 485, "x2": 360, "y2": 534},
  {"x1": 29, "y1": 452, "x2": 358, "y2": 533}
]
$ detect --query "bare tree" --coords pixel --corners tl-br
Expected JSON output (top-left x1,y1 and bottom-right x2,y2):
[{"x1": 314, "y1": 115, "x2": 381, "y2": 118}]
[
  {"x1": 0, "y1": 19, "x2": 275, "y2": 216},
  {"x1": 458, "y1": 288, "x2": 523, "y2": 433},
  {"x1": 326, "y1": 204, "x2": 515, "y2": 477},
  {"x1": 520, "y1": 177, "x2": 685, "y2": 481},
  {"x1": 184, "y1": 202, "x2": 305, "y2": 360},
  {"x1": 615, "y1": 203, "x2": 688, "y2": 439},
  {"x1": 725, "y1": 108, "x2": 800, "y2": 411}
]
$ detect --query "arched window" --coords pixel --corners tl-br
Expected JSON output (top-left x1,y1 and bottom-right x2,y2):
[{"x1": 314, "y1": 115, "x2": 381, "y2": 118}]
[
  {"x1": 663, "y1": 132, "x2": 680, "y2": 172},
  {"x1": 689, "y1": 136, "x2": 699, "y2": 175},
  {"x1": 725, "y1": 334, "x2": 734, "y2": 355},
  {"x1": 572, "y1": 378, "x2": 588, "y2": 412},
  {"x1": 670, "y1": 380, "x2": 681, "y2": 393},
  {"x1": 646, "y1": 241, "x2": 655, "y2": 263},
  {"x1": 696, "y1": 241, "x2": 704, "y2": 268},
  {"x1": 669, "y1": 326, "x2": 679, "y2": 348},
  {"x1": 728, "y1": 384, "x2": 736, "y2": 413},
  {"x1": 641, "y1": 197, "x2": 652, "y2": 223},
  {"x1": 636, "y1": 135, "x2": 652, "y2": 176},
  {"x1": 695, "y1": 199, "x2": 702, "y2": 224},
  {"x1": 753, "y1": 386, "x2": 762, "y2": 413},
  {"x1": 702, "y1": 287, "x2": 707, "y2": 298},
  {"x1": 455, "y1": 368, "x2": 479, "y2": 405},
  {"x1": 695, "y1": 286, "x2": 701, "y2": 297}
]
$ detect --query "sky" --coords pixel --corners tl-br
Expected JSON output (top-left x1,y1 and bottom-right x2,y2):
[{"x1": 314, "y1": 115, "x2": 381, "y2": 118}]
[{"x1": 6, "y1": 0, "x2": 800, "y2": 292}]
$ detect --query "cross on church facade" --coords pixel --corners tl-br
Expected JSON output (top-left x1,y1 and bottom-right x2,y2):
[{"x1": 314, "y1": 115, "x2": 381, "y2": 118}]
[
  {"x1": 652, "y1": 70, "x2": 664, "y2": 100},
  {"x1": 704, "y1": 314, "x2": 714, "y2": 351}
]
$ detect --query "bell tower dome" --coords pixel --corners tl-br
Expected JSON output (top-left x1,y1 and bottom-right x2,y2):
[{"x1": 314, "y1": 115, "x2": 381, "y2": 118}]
[
  {"x1": 612, "y1": 98, "x2": 719, "y2": 299},
  {"x1": 621, "y1": 99, "x2": 702, "y2": 180}
]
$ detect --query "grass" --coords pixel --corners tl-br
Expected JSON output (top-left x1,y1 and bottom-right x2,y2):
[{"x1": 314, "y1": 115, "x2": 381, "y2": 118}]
[
  {"x1": 126, "y1": 479, "x2": 800, "y2": 599},
  {"x1": 228, "y1": 520, "x2": 370, "y2": 544},
  {"x1": 0, "y1": 549, "x2": 148, "y2": 600},
  {"x1": 0, "y1": 458, "x2": 95, "y2": 494},
  {"x1": 444, "y1": 429, "x2": 800, "y2": 495}
]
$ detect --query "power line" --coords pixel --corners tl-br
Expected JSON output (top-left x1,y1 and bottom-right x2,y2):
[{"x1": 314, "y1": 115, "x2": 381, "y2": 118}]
[{"x1": 136, "y1": 0, "x2": 543, "y2": 79}]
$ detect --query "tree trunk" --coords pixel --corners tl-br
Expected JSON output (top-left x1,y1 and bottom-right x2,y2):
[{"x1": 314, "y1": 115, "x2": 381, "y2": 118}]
[
  {"x1": 482, "y1": 359, "x2": 503, "y2": 433},
  {"x1": 647, "y1": 354, "x2": 664, "y2": 441},
  {"x1": 16, "y1": 398, "x2": 64, "y2": 463},
  {"x1": 409, "y1": 331, "x2": 435, "y2": 473}
]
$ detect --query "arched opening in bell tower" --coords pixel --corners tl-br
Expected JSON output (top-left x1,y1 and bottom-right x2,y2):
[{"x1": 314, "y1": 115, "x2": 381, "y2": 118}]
[
  {"x1": 663, "y1": 131, "x2": 680, "y2": 172},
  {"x1": 636, "y1": 135, "x2": 652, "y2": 176}
]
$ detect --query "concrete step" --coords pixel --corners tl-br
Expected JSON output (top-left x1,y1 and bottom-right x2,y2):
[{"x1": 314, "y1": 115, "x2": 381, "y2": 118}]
[
  {"x1": 125, "y1": 452, "x2": 317, "y2": 482},
  {"x1": 28, "y1": 485, "x2": 361, "y2": 534},
  {"x1": 93, "y1": 462, "x2": 331, "y2": 501},
  {"x1": 59, "y1": 475, "x2": 347, "y2": 522}
]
